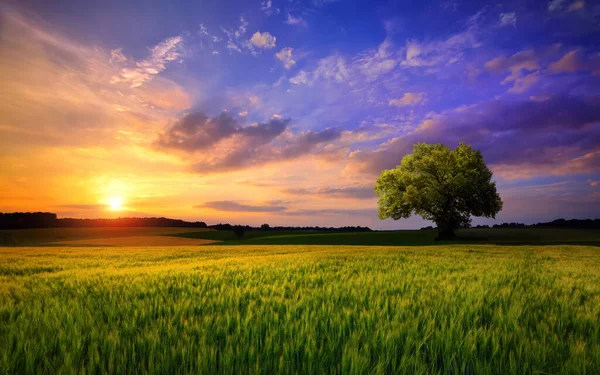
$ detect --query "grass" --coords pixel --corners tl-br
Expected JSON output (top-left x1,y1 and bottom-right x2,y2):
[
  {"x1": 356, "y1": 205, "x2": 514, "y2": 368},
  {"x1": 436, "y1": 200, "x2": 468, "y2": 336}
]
[
  {"x1": 1, "y1": 244, "x2": 599, "y2": 374},
  {"x1": 172, "y1": 227, "x2": 600, "y2": 246}
]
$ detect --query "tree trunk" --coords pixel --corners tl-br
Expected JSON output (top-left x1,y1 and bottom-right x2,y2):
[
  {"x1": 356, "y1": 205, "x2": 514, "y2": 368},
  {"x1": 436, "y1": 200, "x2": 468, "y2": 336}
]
[{"x1": 436, "y1": 223, "x2": 456, "y2": 240}]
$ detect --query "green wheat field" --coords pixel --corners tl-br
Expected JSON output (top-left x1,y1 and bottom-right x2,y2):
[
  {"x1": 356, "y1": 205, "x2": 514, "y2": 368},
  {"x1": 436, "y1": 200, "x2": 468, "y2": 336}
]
[{"x1": 1, "y1": 234, "x2": 599, "y2": 374}]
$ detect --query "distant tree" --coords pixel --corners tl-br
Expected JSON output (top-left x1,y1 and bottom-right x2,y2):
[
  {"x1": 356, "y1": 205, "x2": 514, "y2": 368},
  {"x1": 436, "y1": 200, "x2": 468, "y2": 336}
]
[
  {"x1": 375, "y1": 142, "x2": 503, "y2": 240},
  {"x1": 260, "y1": 223, "x2": 270, "y2": 231},
  {"x1": 232, "y1": 225, "x2": 246, "y2": 239}
]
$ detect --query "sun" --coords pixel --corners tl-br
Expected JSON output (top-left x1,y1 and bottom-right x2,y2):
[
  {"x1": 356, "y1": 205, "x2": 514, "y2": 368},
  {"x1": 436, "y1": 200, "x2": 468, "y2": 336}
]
[{"x1": 108, "y1": 197, "x2": 124, "y2": 211}]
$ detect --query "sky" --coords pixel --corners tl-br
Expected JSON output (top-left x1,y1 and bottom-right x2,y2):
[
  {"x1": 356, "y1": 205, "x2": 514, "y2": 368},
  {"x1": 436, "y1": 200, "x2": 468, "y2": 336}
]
[{"x1": 0, "y1": 0, "x2": 599, "y2": 229}]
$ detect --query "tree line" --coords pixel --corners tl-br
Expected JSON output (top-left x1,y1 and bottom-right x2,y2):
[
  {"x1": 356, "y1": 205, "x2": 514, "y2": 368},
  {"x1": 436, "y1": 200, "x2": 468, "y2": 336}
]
[
  {"x1": 421, "y1": 219, "x2": 600, "y2": 230},
  {"x1": 0, "y1": 212, "x2": 372, "y2": 232},
  {"x1": 0, "y1": 213, "x2": 208, "y2": 230}
]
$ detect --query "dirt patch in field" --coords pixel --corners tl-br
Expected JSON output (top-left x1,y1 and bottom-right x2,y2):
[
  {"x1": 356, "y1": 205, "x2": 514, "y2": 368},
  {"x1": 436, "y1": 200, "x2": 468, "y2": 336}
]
[{"x1": 51, "y1": 236, "x2": 219, "y2": 247}]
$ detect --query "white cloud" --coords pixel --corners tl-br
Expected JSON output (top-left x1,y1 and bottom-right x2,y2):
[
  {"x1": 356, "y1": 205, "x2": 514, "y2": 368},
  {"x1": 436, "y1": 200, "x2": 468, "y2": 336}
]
[
  {"x1": 226, "y1": 40, "x2": 242, "y2": 52},
  {"x1": 389, "y1": 92, "x2": 426, "y2": 107},
  {"x1": 260, "y1": 0, "x2": 280, "y2": 16},
  {"x1": 354, "y1": 39, "x2": 398, "y2": 81},
  {"x1": 239, "y1": 111, "x2": 248, "y2": 117},
  {"x1": 199, "y1": 23, "x2": 209, "y2": 36},
  {"x1": 401, "y1": 13, "x2": 481, "y2": 68},
  {"x1": 289, "y1": 70, "x2": 309, "y2": 85},
  {"x1": 110, "y1": 36, "x2": 183, "y2": 88},
  {"x1": 250, "y1": 31, "x2": 276, "y2": 49},
  {"x1": 285, "y1": 13, "x2": 307, "y2": 27},
  {"x1": 235, "y1": 16, "x2": 248, "y2": 38},
  {"x1": 289, "y1": 55, "x2": 350, "y2": 85},
  {"x1": 314, "y1": 55, "x2": 349, "y2": 82},
  {"x1": 500, "y1": 12, "x2": 517, "y2": 27},
  {"x1": 276, "y1": 47, "x2": 296, "y2": 69}
]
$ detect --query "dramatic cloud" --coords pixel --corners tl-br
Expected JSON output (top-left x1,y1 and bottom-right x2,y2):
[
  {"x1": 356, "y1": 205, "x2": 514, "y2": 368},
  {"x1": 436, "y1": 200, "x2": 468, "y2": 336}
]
[
  {"x1": 389, "y1": 92, "x2": 426, "y2": 107},
  {"x1": 276, "y1": 47, "x2": 296, "y2": 69},
  {"x1": 155, "y1": 112, "x2": 342, "y2": 172},
  {"x1": 250, "y1": 31, "x2": 276, "y2": 49},
  {"x1": 110, "y1": 36, "x2": 183, "y2": 88},
  {"x1": 155, "y1": 112, "x2": 288, "y2": 152},
  {"x1": 347, "y1": 93, "x2": 600, "y2": 179}
]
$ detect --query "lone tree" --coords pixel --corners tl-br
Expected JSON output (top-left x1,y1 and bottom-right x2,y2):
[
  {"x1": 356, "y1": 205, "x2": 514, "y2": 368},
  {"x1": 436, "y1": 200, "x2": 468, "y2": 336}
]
[{"x1": 375, "y1": 142, "x2": 502, "y2": 240}]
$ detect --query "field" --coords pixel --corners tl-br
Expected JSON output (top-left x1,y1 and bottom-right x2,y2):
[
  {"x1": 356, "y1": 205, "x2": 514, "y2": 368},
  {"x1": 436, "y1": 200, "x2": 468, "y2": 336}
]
[
  {"x1": 0, "y1": 227, "x2": 213, "y2": 246},
  {"x1": 172, "y1": 227, "x2": 600, "y2": 246},
  {"x1": 1, "y1": 239, "x2": 599, "y2": 373}
]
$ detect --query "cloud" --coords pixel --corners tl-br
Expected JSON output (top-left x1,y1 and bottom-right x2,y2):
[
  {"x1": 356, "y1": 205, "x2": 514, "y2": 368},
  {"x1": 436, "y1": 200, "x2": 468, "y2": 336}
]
[
  {"x1": 549, "y1": 49, "x2": 600, "y2": 75},
  {"x1": 290, "y1": 70, "x2": 309, "y2": 85},
  {"x1": 568, "y1": 1, "x2": 585, "y2": 11},
  {"x1": 548, "y1": 0, "x2": 584, "y2": 12},
  {"x1": 249, "y1": 95, "x2": 260, "y2": 105},
  {"x1": 499, "y1": 12, "x2": 517, "y2": 27},
  {"x1": 196, "y1": 200, "x2": 375, "y2": 217},
  {"x1": 276, "y1": 47, "x2": 296, "y2": 69},
  {"x1": 283, "y1": 186, "x2": 375, "y2": 199},
  {"x1": 402, "y1": 14, "x2": 481, "y2": 68},
  {"x1": 221, "y1": 16, "x2": 253, "y2": 53},
  {"x1": 281, "y1": 208, "x2": 377, "y2": 216},
  {"x1": 155, "y1": 112, "x2": 287, "y2": 152},
  {"x1": 109, "y1": 48, "x2": 127, "y2": 64},
  {"x1": 290, "y1": 54, "x2": 350, "y2": 85},
  {"x1": 155, "y1": 112, "x2": 343, "y2": 172},
  {"x1": 485, "y1": 50, "x2": 540, "y2": 92},
  {"x1": 346, "y1": 93, "x2": 600, "y2": 179},
  {"x1": 389, "y1": 92, "x2": 426, "y2": 107},
  {"x1": 239, "y1": 111, "x2": 248, "y2": 117},
  {"x1": 110, "y1": 36, "x2": 183, "y2": 88},
  {"x1": 548, "y1": 0, "x2": 566, "y2": 12},
  {"x1": 60, "y1": 204, "x2": 107, "y2": 210},
  {"x1": 354, "y1": 39, "x2": 398, "y2": 81},
  {"x1": 198, "y1": 200, "x2": 287, "y2": 212},
  {"x1": 250, "y1": 31, "x2": 276, "y2": 49},
  {"x1": 314, "y1": 55, "x2": 350, "y2": 82},
  {"x1": 260, "y1": 0, "x2": 280, "y2": 16},
  {"x1": 285, "y1": 13, "x2": 307, "y2": 27}
]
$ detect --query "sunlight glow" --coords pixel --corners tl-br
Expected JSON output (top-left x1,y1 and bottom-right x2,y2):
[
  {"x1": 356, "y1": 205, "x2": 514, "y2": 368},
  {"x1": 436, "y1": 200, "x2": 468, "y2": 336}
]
[{"x1": 108, "y1": 197, "x2": 124, "y2": 211}]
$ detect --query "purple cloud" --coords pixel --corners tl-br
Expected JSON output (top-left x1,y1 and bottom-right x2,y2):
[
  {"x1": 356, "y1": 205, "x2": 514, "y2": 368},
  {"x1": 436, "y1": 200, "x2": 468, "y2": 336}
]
[{"x1": 347, "y1": 92, "x2": 600, "y2": 178}]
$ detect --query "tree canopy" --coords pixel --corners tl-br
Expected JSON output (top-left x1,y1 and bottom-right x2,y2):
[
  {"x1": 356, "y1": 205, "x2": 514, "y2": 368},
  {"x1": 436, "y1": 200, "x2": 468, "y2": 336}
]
[{"x1": 375, "y1": 142, "x2": 503, "y2": 239}]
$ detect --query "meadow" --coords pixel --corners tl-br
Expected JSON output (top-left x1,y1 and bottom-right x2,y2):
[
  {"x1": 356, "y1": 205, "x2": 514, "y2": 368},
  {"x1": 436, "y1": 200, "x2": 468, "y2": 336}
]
[{"x1": 1, "y1": 242, "x2": 599, "y2": 374}]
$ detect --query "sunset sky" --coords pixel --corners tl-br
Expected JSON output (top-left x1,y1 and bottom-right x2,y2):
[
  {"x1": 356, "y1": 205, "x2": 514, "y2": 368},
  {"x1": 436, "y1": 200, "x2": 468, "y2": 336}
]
[{"x1": 0, "y1": 0, "x2": 599, "y2": 229}]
